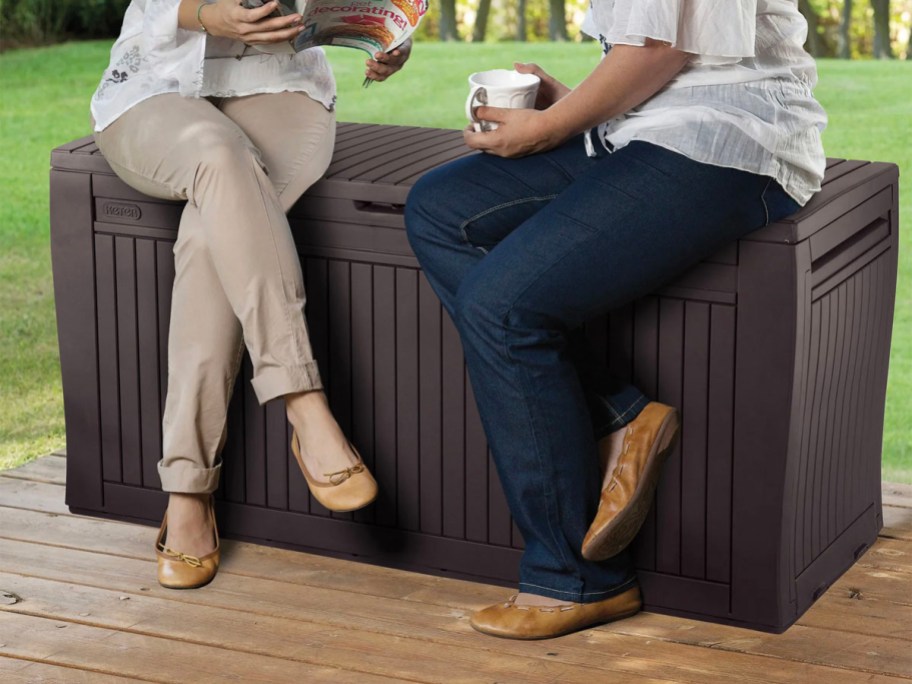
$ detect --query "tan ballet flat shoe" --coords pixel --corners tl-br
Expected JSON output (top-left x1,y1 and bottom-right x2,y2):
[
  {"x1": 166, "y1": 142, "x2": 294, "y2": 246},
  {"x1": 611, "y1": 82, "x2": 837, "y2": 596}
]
[
  {"x1": 469, "y1": 586, "x2": 642, "y2": 640},
  {"x1": 582, "y1": 401, "x2": 680, "y2": 561},
  {"x1": 291, "y1": 430, "x2": 378, "y2": 512},
  {"x1": 155, "y1": 494, "x2": 220, "y2": 590}
]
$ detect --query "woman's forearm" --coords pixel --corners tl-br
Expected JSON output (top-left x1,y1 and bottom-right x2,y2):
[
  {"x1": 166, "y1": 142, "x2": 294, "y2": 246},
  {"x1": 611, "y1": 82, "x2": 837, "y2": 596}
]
[
  {"x1": 544, "y1": 40, "x2": 691, "y2": 143},
  {"x1": 174, "y1": 0, "x2": 304, "y2": 43},
  {"x1": 178, "y1": 0, "x2": 210, "y2": 32}
]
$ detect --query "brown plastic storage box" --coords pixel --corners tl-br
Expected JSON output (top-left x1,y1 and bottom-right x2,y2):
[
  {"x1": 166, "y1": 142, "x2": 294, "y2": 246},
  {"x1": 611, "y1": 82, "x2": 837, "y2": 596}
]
[{"x1": 50, "y1": 124, "x2": 900, "y2": 632}]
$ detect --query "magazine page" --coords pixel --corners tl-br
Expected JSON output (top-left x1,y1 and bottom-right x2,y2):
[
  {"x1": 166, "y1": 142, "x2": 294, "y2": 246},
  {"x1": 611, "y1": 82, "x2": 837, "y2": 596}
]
[{"x1": 242, "y1": 0, "x2": 427, "y2": 57}]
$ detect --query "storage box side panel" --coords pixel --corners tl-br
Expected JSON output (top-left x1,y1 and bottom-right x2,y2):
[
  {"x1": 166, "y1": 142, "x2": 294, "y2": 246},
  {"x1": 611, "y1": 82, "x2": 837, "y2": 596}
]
[
  {"x1": 788, "y1": 171, "x2": 897, "y2": 612},
  {"x1": 51, "y1": 169, "x2": 104, "y2": 510}
]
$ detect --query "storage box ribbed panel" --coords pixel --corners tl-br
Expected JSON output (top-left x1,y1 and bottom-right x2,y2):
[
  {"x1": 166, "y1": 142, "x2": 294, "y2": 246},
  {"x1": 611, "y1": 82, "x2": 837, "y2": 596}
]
[{"x1": 51, "y1": 124, "x2": 899, "y2": 631}]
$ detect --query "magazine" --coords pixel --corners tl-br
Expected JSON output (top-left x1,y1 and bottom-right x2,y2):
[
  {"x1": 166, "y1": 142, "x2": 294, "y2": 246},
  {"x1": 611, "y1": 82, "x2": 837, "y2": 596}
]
[{"x1": 240, "y1": 0, "x2": 427, "y2": 57}]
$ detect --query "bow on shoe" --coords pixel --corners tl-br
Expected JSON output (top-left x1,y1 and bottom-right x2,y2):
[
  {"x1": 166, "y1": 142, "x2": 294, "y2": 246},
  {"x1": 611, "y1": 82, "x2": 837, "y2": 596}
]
[
  {"x1": 325, "y1": 463, "x2": 365, "y2": 485},
  {"x1": 157, "y1": 544, "x2": 203, "y2": 567}
]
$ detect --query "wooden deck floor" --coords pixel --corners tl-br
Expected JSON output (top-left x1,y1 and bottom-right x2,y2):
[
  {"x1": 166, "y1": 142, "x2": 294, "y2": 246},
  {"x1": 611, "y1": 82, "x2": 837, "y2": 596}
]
[{"x1": 0, "y1": 454, "x2": 910, "y2": 683}]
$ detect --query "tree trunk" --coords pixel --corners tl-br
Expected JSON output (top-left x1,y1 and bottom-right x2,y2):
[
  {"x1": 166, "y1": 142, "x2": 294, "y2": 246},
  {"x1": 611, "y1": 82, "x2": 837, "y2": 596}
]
[
  {"x1": 438, "y1": 0, "x2": 458, "y2": 41},
  {"x1": 517, "y1": 0, "x2": 527, "y2": 41},
  {"x1": 797, "y1": 0, "x2": 821, "y2": 56},
  {"x1": 838, "y1": 0, "x2": 852, "y2": 59},
  {"x1": 907, "y1": 23, "x2": 911, "y2": 59},
  {"x1": 871, "y1": 0, "x2": 894, "y2": 59},
  {"x1": 472, "y1": 0, "x2": 492, "y2": 42},
  {"x1": 548, "y1": 0, "x2": 568, "y2": 41}
]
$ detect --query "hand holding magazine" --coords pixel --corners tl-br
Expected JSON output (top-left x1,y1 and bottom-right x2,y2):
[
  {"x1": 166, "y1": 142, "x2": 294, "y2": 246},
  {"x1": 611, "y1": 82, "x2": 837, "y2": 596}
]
[{"x1": 240, "y1": 0, "x2": 427, "y2": 59}]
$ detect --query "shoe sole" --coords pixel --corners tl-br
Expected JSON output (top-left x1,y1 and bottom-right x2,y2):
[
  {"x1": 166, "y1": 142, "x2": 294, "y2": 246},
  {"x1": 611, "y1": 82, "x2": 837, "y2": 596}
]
[
  {"x1": 159, "y1": 575, "x2": 217, "y2": 590},
  {"x1": 582, "y1": 409, "x2": 680, "y2": 561},
  {"x1": 471, "y1": 606, "x2": 643, "y2": 640}
]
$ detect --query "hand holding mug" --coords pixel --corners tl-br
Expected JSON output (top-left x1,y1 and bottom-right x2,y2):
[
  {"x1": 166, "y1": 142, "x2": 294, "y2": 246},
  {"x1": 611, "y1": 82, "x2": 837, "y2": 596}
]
[
  {"x1": 513, "y1": 62, "x2": 571, "y2": 110},
  {"x1": 465, "y1": 69, "x2": 540, "y2": 132}
]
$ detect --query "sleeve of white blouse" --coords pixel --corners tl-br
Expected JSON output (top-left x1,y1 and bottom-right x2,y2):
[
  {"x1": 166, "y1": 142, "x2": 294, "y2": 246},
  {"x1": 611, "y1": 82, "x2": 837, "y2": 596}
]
[
  {"x1": 594, "y1": 0, "x2": 757, "y2": 65},
  {"x1": 142, "y1": 0, "x2": 207, "y2": 97}
]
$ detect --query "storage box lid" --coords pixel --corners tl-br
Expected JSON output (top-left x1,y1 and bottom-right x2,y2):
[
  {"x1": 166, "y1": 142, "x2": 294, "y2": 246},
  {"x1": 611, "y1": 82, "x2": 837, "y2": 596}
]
[
  {"x1": 51, "y1": 123, "x2": 474, "y2": 205},
  {"x1": 51, "y1": 123, "x2": 897, "y2": 245}
]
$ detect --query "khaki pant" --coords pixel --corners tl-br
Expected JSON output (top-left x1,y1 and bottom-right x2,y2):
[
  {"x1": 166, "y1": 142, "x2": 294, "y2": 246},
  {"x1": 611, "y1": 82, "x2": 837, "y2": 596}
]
[{"x1": 93, "y1": 92, "x2": 336, "y2": 493}]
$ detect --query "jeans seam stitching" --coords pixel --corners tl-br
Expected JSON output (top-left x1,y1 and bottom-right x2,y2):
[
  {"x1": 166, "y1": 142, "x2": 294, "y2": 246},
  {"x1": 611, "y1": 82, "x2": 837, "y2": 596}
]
[
  {"x1": 760, "y1": 177, "x2": 773, "y2": 227},
  {"x1": 518, "y1": 575, "x2": 638, "y2": 597},
  {"x1": 498, "y1": 234, "x2": 605, "y2": 591},
  {"x1": 458, "y1": 195, "x2": 559, "y2": 245},
  {"x1": 500, "y1": 308, "x2": 578, "y2": 587}
]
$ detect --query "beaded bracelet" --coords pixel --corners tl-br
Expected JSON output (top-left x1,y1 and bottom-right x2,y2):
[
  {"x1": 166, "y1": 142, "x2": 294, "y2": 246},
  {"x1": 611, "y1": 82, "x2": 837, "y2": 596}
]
[{"x1": 196, "y1": 1, "x2": 211, "y2": 33}]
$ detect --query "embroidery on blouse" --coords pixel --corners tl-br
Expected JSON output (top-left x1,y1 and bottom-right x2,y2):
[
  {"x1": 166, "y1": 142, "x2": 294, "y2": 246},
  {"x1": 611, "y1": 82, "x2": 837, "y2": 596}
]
[{"x1": 96, "y1": 45, "x2": 146, "y2": 99}]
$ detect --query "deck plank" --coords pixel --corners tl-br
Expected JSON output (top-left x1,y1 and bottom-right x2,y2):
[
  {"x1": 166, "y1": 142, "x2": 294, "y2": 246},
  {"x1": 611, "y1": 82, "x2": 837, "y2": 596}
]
[
  {"x1": 0, "y1": 457, "x2": 66, "y2": 486},
  {"x1": 0, "y1": 655, "x2": 146, "y2": 683},
  {"x1": 0, "y1": 613, "x2": 412, "y2": 684},
  {"x1": 860, "y1": 538, "x2": 912, "y2": 574},
  {"x1": 0, "y1": 476, "x2": 68, "y2": 514},
  {"x1": 0, "y1": 572, "x2": 728, "y2": 684},
  {"x1": 796, "y1": 596, "x2": 912, "y2": 640},
  {"x1": 2, "y1": 500, "x2": 911, "y2": 622},
  {"x1": 883, "y1": 483, "x2": 912, "y2": 509},
  {"x1": 1, "y1": 547, "x2": 909, "y2": 684},
  {"x1": 608, "y1": 613, "x2": 912, "y2": 678},
  {"x1": 883, "y1": 505, "x2": 912, "y2": 540},
  {"x1": 1, "y1": 455, "x2": 911, "y2": 682},
  {"x1": 2, "y1": 476, "x2": 910, "y2": 605},
  {"x1": 834, "y1": 563, "x2": 912, "y2": 606}
]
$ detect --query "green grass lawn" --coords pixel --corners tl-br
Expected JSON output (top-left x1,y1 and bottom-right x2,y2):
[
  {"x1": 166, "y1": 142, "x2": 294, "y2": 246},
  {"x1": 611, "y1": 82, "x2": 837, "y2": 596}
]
[{"x1": 1, "y1": 41, "x2": 910, "y2": 481}]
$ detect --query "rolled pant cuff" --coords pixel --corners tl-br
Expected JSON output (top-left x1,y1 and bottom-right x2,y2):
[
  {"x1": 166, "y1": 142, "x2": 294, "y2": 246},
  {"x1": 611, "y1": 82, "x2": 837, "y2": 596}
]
[
  {"x1": 250, "y1": 360, "x2": 323, "y2": 405},
  {"x1": 518, "y1": 575, "x2": 639, "y2": 604},
  {"x1": 594, "y1": 394, "x2": 650, "y2": 438},
  {"x1": 158, "y1": 461, "x2": 222, "y2": 494}
]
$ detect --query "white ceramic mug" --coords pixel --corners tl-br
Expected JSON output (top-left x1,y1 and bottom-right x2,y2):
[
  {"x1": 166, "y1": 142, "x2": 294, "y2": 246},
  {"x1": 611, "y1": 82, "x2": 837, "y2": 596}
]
[{"x1": 465, "y1": 69, "x2": 541, "y2": 132}]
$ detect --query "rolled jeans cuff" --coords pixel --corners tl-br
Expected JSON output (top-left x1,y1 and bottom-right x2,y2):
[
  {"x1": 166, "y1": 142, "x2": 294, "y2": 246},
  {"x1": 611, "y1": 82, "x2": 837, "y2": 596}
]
[
  {"x1": 250, "y1": 360, "x2": 323, "y2": 405},
  {"x1": 517, "y1": 575, "x2": 639, "y2": 604},
  {"x1": 591, "y1": 393, "x2": 650, "y2": 439},
  {"x1": 158, "y1": 460, "x2": 221, "y2": 494}
]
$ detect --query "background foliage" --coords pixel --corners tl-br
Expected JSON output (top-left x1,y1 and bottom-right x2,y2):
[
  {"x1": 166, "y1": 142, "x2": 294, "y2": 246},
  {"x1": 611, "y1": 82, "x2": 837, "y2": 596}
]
[
  {"x1": 0, "y1": 0, "x2": 129, "y2": 48},
  {"x1": 2, "y1": 0, "x2": 911, "y2": 58},
  {"x1": 0, "y1": 41, "x2": 909, "y2": 482}
]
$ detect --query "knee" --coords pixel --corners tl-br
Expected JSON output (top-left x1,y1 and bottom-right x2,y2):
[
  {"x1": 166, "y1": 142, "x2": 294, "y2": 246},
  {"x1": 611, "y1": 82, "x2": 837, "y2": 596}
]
[
  {"x1": 188, "y1": 131, "x2": 262, "y2": 202},
  {"x1": 454, "y1": 272, "x2": 564, "y2": 351},
  {"x1": 452, "y1": 272, "x2": 509, "y2": 340},
  {"x1": 173, "y1": 221, "x2": 206, "y2": 263}
]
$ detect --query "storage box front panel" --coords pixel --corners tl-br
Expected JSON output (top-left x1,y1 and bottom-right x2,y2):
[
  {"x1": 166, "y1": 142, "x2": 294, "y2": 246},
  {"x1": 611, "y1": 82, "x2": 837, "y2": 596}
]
[
  {"x1": 92, "y1": 229, "x2": 173, "y2": 493},
  {"x1": 87, "y1": 181, "x2": 740, "y2": 599},
  {"x1": 595, "y1": 295, "x2": 738, "y2": 613}
]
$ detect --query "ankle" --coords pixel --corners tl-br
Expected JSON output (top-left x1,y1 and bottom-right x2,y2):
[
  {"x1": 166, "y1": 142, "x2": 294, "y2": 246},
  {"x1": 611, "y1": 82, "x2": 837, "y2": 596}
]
[
  {"x1": 599, "y1": 426, "x2": 628, "y2": 489},
  {"x1": 514, "y1": 592, "x2": 569, "y2": 607},
  {"x1": 167, "y1": 493, "x2": 210, "y2": 523},
  {"x1": 285, "y1": 389, "x2": 329, "y2": 419}
]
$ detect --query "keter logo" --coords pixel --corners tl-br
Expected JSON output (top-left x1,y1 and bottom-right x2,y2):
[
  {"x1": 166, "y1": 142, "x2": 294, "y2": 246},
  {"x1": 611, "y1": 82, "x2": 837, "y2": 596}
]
[{"x1": 102, "y1": 201, "x2": 142, "y2": 221}]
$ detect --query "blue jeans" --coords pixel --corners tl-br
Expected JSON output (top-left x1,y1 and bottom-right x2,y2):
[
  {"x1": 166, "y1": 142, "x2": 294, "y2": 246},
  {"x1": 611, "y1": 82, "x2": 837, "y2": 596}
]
[{"x1": 404, "y1": 138, "x2": 800, "y2": 602}]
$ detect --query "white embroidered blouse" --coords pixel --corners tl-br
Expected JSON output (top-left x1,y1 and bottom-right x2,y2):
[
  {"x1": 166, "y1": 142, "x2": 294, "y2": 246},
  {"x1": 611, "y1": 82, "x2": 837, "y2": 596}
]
[
  {"x1": 581, "y1": 0, "x2": 828, "y2": 206},
  {"x1": 90, "y1": 0, "x2": 336, "y2": 132}
]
